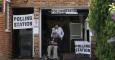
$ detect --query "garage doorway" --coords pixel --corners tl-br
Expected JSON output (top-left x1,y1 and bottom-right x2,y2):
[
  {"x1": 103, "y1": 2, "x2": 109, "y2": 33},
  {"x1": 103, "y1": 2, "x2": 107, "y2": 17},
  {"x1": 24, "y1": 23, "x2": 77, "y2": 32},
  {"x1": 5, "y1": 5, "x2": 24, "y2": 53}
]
[
  {"x1": 41, "y1": 9, "x2": 88, "y2": 57},
  {"x1": 12, "y1": 8, "x2": 34, "y2": 59}
]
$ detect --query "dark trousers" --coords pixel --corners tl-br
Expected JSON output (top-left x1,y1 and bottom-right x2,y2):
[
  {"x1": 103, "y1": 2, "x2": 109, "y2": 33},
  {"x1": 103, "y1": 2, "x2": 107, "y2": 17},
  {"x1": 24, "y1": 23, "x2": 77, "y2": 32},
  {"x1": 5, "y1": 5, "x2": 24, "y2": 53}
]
[{"x1": 57, "y1": 38, "x2": 63, "y2": 60}]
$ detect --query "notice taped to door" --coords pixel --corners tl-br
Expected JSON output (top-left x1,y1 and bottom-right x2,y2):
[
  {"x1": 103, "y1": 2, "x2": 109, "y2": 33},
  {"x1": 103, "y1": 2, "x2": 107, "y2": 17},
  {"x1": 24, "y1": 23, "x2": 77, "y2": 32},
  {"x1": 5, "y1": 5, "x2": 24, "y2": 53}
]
[
  {"x1": 13, "y1": 14, "x2": 33, "y2": 29},
  {"x1": 74, "y1": 41, "x2": 91, "y2": 55}
]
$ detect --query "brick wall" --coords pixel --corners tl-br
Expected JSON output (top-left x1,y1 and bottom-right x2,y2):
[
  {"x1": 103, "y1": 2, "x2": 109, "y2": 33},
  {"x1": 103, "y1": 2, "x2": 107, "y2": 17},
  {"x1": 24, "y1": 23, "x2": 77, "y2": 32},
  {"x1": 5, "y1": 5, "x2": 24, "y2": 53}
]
[
  {"x1": 33, "y1": 0, "x2": 88, "y2": 59},
  {"x1": 0, "y1": 1, "x2": 12, "y2": 60},
  {"x1": 34, "y1": 7, "x2": 40, "y2": 59},
  {"x1": 11, "y1": 0, "x2": 89, "y2": 60},
  {"x1": 39, "y1": 0, "x2": 88, "y2": 7},
  {"x1": 0, "y1": 13, "x2": 11, "y2": 60},
  {"x1": 13, "y1": 0, "x2": 88, "y2": 7}
]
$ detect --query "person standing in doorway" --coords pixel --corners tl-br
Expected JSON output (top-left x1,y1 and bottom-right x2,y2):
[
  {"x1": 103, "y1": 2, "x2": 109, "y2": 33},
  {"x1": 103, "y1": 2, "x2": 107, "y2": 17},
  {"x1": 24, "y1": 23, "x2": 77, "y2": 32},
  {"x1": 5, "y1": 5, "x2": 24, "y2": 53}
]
[
  {"x1": 47, "y1": 24, "x2": 64, "y2": 60},
  {"x1": 51, "y1": 25, "x2": 64, "y2": 40}
]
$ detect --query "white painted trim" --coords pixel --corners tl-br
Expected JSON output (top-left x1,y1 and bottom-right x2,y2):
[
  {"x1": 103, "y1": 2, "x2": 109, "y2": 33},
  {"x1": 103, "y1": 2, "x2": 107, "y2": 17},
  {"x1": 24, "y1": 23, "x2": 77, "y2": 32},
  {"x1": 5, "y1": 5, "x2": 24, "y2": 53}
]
[
  {"x1": 39, "y1": 8, "x2": 42, "y2": 58},
  {"x1": 32, "y1": 27, "x2": 34, "y2": 57}
]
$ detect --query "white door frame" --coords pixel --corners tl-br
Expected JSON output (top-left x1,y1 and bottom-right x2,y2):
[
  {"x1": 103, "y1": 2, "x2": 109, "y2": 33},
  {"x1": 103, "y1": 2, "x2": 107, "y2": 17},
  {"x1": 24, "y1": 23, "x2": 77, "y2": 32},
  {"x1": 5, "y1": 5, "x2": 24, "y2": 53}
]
[{"x1": 40, "y1": 8, "x2": 42, "y2": 58}]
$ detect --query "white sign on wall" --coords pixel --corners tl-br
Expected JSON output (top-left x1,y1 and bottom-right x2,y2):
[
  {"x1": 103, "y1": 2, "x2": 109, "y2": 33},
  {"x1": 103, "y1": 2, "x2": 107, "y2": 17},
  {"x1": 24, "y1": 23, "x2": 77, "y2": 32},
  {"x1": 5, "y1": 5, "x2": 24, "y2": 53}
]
[
  {"x1": 74, "y1": 41, "x2": 91, "y2": 55},
  {"x1": 13, "y1": 14, "x2": 33, "y2": 29},
  {"x1": 33, "y1": 19, "x2": 39, "y2": 34},
  {"x1": 51, "y1": 8, "x2": 78, "y2": 14}
]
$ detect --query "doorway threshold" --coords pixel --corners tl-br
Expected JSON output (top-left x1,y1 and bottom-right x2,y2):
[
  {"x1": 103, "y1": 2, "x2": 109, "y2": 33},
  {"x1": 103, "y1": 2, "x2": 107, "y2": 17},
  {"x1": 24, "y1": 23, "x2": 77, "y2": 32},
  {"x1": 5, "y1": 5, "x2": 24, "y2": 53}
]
[{"x1": 13, "y1": 59, "x2": 34, "y2": 60}]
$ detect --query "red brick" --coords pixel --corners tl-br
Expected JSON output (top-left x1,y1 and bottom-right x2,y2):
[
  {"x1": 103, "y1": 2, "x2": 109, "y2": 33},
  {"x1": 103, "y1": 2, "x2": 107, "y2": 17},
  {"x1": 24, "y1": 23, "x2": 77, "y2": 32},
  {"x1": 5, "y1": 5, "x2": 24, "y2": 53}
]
[{"x1": 0, "y1": 0, "x2": 89, "y2": 60}]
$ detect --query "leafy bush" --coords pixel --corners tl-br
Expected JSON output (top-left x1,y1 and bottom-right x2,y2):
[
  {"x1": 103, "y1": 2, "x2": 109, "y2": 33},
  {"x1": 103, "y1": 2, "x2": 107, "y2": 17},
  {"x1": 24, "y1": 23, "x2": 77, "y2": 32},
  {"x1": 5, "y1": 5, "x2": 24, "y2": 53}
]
[{"x1": 88, "y1": 0, "x2": 115, "y2": 60}]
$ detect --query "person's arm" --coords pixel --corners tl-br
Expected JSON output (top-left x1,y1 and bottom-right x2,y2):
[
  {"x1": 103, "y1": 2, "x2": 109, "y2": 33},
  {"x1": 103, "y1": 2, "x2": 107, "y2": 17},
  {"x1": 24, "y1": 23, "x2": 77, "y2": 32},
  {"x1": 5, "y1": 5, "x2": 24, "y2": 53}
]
[
  {"x1": 51, "y1": 28, "x2": 55, "y2": 37},
  {"x1": 51, "y1": 28, "x2": 53, "y2": 37},
  {"x1": 60, "y1": 27, "x2": 64, "y2": 39}
]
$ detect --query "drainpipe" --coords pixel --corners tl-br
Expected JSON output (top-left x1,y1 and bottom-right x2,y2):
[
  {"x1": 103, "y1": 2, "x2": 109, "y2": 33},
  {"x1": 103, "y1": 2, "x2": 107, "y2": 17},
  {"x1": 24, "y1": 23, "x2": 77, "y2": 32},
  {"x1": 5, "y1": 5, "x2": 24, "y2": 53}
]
[
  {"x1": 4, "y1": 0, "x2": 11, "y2": 32},
  {"x1": 3, "y1": 0, "x2": 6, "y2": 14}
]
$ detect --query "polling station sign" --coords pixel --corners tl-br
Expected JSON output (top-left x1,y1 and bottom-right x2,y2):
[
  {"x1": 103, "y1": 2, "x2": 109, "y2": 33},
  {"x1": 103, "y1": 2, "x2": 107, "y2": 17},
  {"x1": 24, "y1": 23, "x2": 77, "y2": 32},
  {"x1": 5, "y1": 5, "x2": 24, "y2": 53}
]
[
  {"x1": 74, "y1": 41, "x2": 91, "y2": 55},
  {"x1": 13, "y1": 14, "x2": 33, "y2": 29}
]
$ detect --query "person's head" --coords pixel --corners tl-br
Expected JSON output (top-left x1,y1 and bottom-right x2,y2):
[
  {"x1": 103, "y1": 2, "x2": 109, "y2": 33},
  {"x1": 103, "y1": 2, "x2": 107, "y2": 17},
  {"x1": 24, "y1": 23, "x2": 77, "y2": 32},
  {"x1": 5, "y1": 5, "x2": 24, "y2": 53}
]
[{"x1": 54, "y1": 24, "x2": 59, "y2": 29}]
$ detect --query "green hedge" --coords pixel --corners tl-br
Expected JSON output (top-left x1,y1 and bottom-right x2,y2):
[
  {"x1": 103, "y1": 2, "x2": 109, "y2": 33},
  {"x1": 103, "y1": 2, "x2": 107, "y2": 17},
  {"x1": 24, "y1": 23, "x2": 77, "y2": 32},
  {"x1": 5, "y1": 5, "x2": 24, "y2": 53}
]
[{"x1": 88, "y1": 0, "x2": 115, "y2": 60}]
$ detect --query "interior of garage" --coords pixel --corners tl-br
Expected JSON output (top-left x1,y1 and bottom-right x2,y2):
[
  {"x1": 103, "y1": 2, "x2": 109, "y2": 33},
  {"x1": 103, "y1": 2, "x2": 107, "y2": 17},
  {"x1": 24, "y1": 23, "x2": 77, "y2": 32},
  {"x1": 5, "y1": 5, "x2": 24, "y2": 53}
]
[{"x1": 41, "y1": 9, "x2": 89, "y2": 58}]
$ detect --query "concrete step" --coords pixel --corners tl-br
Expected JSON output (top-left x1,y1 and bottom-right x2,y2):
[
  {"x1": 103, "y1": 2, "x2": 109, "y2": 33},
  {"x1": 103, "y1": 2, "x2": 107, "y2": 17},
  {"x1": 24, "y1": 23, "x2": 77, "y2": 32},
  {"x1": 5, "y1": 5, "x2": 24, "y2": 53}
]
[{"x1": 63, "y1": 53, "x2": 91, "y2": 60}]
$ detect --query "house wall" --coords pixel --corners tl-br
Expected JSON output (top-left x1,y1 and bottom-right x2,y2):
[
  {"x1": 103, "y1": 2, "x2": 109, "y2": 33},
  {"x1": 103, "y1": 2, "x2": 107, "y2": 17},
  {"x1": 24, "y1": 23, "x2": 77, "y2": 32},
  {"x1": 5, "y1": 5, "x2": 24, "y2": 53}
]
[
  {"x1": 0, "y1": 0, "x2": 88, "y2": 60},
  {"x1": 0, "y1": 7, "x2": 11, "y2": 60}
]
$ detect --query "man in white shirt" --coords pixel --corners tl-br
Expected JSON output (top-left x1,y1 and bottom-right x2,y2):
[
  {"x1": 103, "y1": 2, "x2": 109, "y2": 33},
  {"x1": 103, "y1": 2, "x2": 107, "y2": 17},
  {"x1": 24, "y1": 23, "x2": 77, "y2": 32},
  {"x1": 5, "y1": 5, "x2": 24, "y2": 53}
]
[
  {"x1": 51, "y1": 25, "x2": 64, "y2": 40},
  {"x1": 47, "y1": 25, "x2": 64, "y2": 60}
]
